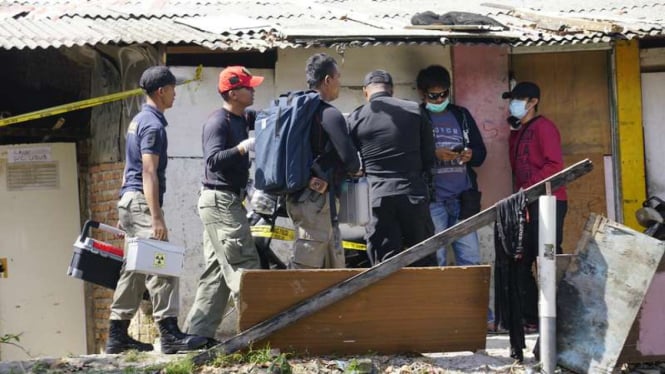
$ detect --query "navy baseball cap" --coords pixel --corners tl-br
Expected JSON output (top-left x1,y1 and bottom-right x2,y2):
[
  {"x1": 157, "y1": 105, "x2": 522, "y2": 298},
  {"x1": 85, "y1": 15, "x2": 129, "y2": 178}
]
[
  {"x1": 363, "y1": 69, "x2": 393, "y2": 86},
  {"x1": 502, "y1": 81, "x2": 540, "y2": 99},
  {"x1": 139, "y1": 66, "x2": 177, "y2": 94}
]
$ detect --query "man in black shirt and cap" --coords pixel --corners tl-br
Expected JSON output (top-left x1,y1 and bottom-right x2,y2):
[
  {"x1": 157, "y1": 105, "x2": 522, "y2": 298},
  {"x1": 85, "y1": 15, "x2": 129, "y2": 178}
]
[{"x1": 347, "y1": 70, "x2": 437, "y2": 266}]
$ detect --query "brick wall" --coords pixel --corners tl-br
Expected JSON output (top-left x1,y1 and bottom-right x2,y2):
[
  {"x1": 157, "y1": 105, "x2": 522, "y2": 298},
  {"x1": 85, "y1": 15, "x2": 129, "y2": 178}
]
[{"x1": 87, "y1": 162, "x2": 157, "y2": 353}]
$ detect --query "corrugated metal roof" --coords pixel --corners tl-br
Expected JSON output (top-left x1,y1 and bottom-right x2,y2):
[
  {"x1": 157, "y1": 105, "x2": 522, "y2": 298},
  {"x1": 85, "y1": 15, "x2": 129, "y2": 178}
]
[{"x1": 0, "y1": 0, "x2": 664, "y2": 51}]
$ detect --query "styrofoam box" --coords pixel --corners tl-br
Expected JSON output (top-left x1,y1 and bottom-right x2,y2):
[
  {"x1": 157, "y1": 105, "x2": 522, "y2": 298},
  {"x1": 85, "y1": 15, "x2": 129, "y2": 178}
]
[{"x1": 125, "y1": 238, "x2": 185, "y2": 277}]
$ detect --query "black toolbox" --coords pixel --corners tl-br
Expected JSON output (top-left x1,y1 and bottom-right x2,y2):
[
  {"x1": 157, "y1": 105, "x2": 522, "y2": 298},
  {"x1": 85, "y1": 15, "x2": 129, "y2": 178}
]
[{"x1": 68, "y1": 220, "x2": 125, "y2": 290}]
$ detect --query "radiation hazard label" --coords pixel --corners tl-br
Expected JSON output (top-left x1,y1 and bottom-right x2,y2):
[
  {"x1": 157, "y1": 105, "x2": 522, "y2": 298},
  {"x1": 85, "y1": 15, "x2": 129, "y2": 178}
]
[{"x1": 153, "y1": 252, "x2": 166, "y2": 268}]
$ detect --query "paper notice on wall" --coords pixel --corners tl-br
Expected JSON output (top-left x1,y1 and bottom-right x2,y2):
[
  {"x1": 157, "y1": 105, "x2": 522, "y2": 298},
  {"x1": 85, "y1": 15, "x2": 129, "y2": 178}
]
[{"x1": 8, "y1": 146, "x2": 52, "y2": 163}]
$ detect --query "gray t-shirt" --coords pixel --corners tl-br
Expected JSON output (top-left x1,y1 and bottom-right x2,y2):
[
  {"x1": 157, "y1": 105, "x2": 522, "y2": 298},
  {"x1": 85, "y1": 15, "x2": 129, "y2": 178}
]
[{"x1": 430, "y1": 110, "x2": 470, "y2": 201}]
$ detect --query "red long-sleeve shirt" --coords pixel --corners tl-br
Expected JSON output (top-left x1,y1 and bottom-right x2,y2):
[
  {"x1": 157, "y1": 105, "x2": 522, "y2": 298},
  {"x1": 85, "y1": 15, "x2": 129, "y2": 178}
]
[{"x1": 509, "y1": 115, "x2": 567, "y2": 201}]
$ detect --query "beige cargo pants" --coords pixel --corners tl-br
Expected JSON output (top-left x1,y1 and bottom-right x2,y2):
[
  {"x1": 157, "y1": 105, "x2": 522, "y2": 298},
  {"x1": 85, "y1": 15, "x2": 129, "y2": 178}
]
[
  {"x1": 110, "y1": 191, "x2": 179, "y2": 321},
  {"x1": 185, "y1": 189, "x2": 261, "y2": 338},
  {"x1": 286, "y1": 189, "x2": 345, "y2": 269}
]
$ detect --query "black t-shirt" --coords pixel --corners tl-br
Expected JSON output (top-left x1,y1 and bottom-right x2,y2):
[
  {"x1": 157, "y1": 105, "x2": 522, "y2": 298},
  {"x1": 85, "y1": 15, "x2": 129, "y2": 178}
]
[
  {"x1": 310, "y1": 102, "x2": 360, "y2": 184},
  {"x1": 201, "y1": 108, "x2": 253, "y2": 192},
  {"x1": 348, "y1": 92, "x2": 435, "y2": 199}
]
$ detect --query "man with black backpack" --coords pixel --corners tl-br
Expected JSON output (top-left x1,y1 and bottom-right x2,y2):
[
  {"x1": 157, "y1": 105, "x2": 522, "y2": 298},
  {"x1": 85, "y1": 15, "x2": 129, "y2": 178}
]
[
  {"x1": 284, "y1": 53, "x2": 361, "y2": 269},
  {"x1": 184, "y1": 66, "x2": 263, "y2": 345},
  {"x1": 347, "y1": 69, "x2": 437, "y2": 267}
]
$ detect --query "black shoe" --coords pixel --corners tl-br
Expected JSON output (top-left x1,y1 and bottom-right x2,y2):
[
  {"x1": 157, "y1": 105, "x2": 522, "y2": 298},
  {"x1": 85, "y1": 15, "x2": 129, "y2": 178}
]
[
  {"x1": 157, "y1": 317, "x2": 207, "y2": 354},
  {"x1": 200, "y1": 337, "x2": 221, "y2": 349},
  {"x1": 510, "y1": 347, "x2": 524, "y2": 363},
  {"x1": 105, "y1": 320, "x2": 153, "y2": 354}
]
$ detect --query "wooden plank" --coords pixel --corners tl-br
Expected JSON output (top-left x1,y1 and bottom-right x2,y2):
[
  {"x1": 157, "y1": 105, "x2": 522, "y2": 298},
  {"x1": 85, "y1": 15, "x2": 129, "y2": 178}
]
[
  {"x1": 557, "y1": 214, "x2": 665, "y2": 373},
  {"x1": 238, "y1": 267, "x2": 490, "y2": 355},
  {"x1": 192, "y1": 159, "x2": 593, "y2": 365},
  {"x1": 615, "y1": 39, "x2": 646, "y2": 230}
]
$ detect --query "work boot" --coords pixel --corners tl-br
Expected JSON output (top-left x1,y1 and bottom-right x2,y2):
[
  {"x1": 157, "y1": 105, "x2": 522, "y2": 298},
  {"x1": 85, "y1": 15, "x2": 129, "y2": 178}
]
[
  {"x1": 105, "y1": 319, "x2": 153, "y2": 354},
  {"x1": 157, "y1": 317, "x2": 207, "y2": 354}
]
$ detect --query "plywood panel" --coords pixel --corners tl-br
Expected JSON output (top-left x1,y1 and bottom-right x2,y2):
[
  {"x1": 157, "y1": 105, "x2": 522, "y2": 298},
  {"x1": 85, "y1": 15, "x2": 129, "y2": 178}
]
[
  {"x1": 238, "y1": 267, "x2": 490, "y2": 355},
  {"x1": 511, "y1": 51, "x2": 611, "y2": 253},
  {"x1": 558, "y1": 214, "x2": 665, "y2": 373}
]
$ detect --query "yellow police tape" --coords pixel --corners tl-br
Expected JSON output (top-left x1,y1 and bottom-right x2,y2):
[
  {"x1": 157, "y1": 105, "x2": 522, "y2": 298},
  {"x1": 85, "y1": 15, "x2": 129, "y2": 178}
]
[
  {"x1": 0, "y1": 66, "x2": 203, "y2": 128},
  {"x1": 250, "y1": 225, "x2": 367, "y2": 251}
]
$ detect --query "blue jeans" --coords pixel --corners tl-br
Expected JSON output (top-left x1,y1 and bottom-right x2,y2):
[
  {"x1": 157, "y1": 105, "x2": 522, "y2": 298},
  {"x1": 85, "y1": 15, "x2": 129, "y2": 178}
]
[{"x1": 429, "y1": 199, "x2": 481, "y2": 266}]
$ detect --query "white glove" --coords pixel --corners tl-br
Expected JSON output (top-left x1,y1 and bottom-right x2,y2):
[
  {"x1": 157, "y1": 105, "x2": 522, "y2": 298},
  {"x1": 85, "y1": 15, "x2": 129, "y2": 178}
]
[{"x1": 237, "y1": 137, "x2": 255, "y2": 154}]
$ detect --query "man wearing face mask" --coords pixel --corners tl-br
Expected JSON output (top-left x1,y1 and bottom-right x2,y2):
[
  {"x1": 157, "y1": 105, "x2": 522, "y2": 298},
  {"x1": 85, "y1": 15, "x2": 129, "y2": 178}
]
[
  {"x1": 416, "y1": 64, "x2": 492, "y2": 330},
  {"x1": 416, "y1": 65, "x2": 487, "y2": 267},
  {"x1": 502, "y1": 81, "x2": 567, "y2": 333}
]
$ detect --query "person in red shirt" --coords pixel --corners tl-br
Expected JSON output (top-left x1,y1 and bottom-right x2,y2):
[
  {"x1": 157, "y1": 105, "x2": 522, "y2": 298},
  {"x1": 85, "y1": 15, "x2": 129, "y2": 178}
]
[{"x1": 503, "y1": 81, "x2": 568, "y2": 332}]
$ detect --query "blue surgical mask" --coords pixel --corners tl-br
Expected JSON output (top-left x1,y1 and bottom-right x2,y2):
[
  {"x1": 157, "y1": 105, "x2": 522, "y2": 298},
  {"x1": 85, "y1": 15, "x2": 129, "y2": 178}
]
[
  {"x1": 509, "y1": 100, "x2": 529, "y2": 119},
  {"x1": 426, "y1": 98, "x2": 449, "y2": 113}
]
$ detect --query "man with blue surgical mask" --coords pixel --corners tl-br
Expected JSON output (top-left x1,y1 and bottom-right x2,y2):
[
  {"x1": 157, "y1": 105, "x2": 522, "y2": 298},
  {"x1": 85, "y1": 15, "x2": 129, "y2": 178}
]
[
  {"x1": 416, "y1": 65, "x2": 493, "y2": 330},
  {"x1": 502, "y1": 81, "x2": 567, "y2": 334}
]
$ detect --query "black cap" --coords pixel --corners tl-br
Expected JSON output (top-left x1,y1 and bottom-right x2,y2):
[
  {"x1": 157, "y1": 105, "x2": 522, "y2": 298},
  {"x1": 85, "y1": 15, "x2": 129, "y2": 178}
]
[
  {"x1": 502, "y1": 81, "x2": 540, "y2": 100},
  {"x1": 363, "y1": 69, "x2": 393, "y2": 86},
  {"x1": 139, "y1": 66, "x2": 177, "y2": 94}
]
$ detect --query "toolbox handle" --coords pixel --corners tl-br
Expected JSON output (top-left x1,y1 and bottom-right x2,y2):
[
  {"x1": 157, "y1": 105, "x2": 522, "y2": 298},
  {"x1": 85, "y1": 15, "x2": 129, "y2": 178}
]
[{"x1": 80, "y1": 220, "x2": 126, "y2": 240}]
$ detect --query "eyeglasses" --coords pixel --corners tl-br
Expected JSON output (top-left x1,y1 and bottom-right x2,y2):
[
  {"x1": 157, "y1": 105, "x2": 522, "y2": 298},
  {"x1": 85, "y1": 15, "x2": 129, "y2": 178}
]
[{"x1": 426, "y1": 90, "x2": 449, "y2": 100}]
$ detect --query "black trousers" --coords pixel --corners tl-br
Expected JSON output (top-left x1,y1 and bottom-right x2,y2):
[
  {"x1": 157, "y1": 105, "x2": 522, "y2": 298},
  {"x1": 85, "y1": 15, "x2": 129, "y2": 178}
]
[
  {"x1": 521, "y1": 199, "x2": 568, "y2": 324},
  {"x1": 366, "y1": 194, "x2": 437, "y2": 267}
]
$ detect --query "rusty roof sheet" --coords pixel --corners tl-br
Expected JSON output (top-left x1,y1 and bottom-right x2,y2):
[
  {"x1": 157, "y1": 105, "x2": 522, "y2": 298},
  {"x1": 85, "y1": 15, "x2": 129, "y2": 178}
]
[{"x1": 0, "y1": 0, "x2": 664, "y2": 50}]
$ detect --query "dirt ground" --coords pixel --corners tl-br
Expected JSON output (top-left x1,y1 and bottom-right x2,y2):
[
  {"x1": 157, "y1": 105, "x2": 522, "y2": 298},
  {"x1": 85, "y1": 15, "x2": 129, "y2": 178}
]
[{"x1": 0, "y1": 334, "x2": 542, "y2": 373}]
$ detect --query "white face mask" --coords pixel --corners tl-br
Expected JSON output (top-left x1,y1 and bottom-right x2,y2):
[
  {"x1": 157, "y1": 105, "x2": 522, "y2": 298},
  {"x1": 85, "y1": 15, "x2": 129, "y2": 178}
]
[{"x1": 509, "y1": 99, "x2": 529, "y2": 119}]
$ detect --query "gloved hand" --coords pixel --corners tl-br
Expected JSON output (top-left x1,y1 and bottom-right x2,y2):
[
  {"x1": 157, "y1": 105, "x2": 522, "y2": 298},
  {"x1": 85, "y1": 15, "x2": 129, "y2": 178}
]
[{"x1": 237, "y1": 137, "x2": 255, "y2": 154}]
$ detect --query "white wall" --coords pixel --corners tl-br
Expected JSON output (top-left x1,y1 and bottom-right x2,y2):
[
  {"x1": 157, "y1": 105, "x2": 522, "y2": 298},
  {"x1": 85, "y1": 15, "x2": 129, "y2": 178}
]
[{"x1": 275, "y1": 45, "x2": 452, "y2": 113}]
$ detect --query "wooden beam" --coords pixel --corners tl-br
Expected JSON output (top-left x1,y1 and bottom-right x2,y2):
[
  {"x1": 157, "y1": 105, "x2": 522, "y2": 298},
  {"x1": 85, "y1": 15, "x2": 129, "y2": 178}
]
[
  {"x1": 238, "y1": 267, "x2": 490, "y2": 355},
  {"x1": 615, "y1": 40, "x2": 646, "y2": 230},
  {"x1": 192, "y1": 159, "x2": 594, "y2": 365}
]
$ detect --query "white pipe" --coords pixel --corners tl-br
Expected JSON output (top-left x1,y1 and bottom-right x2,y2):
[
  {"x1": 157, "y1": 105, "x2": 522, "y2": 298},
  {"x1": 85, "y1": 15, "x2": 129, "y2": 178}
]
[{"x1": 539, "y1": 194, "x2": 557, "y2": 373}]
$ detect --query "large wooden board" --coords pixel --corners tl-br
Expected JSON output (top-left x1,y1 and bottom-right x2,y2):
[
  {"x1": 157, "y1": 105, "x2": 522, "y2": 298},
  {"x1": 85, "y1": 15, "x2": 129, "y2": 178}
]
[
  {"x1": 237, "y1": 267, "x2": 490, "y2": 355},
  {"x1": 558, "y1": 214, "x2": 665, "y2": 373}
]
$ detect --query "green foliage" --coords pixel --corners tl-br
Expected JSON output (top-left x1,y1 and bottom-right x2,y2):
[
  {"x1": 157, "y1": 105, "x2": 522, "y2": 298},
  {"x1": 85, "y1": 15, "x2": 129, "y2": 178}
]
[
  {"x1": 162, "y1": 356, "x2": 195, "y2": 374},
  {"x1": 0, "y1": 333, "x2": 21, "y2": 344},
  {"x1": 122, "y1": 349, "x2": 149, "y2": 363},
  {"x1": 211, "y1": 345, "x2": 292, "y2": 372},
  {"x1": 29, "y1": 360, "x2": 49, "y2": 374}
]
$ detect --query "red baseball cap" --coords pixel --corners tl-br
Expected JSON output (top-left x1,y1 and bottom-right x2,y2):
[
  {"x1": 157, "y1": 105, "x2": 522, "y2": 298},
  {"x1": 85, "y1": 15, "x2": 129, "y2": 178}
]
[{"x1": 218, "y1": 66, "x2": 264, "y2": 93}]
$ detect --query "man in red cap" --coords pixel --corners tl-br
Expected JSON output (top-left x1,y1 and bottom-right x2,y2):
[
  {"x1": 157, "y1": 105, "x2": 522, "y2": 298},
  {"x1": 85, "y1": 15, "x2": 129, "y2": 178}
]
[{"x1": 184, "y1": 66, "x2": 264, "y2": 345}]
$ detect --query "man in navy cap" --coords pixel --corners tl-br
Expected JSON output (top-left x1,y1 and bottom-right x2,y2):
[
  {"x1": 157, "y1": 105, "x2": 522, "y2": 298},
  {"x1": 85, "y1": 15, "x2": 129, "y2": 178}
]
[
  {"x1": 106, "y1": 65, "x2": 207, "y2": 355},
  {"x1": 347, "y1": 69, "x2": 437, "y2": 266}
]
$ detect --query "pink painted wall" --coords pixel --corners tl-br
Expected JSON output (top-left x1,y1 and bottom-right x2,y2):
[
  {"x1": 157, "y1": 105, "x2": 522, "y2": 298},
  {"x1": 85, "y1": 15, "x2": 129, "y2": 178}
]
[
  {"x1": 451, "y1": 45, "x2": 512, "y2": 207},
  {"x1": 637, "y1": 271, "x2": 665, "y2": 355}
]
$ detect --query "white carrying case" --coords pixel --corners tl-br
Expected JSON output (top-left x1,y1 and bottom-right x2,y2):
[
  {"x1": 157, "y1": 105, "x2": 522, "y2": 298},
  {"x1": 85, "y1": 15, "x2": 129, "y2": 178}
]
[
  {"x1": 338, "y1": 177, "x2": 371, "y2": 226},
  {"x1": 125, "y1": 238, "x2": 185, "y2": 277}
]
